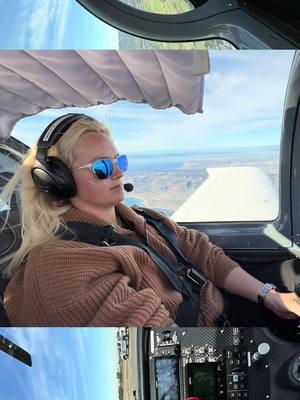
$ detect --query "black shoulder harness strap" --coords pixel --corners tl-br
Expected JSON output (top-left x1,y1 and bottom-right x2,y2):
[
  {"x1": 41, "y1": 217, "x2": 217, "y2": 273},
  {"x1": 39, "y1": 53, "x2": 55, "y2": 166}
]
[
  {"x1": 133, "y1": 207, "x2": 207, "y2": 288},
  {"x1": 62, "y1": 207, "x2": 208, "y2": 326}
]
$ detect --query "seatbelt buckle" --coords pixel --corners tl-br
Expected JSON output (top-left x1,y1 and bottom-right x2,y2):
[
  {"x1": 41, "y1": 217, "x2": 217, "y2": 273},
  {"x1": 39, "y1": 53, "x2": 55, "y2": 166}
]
[
  {"x1": 186, "y1": 267, "x2": 207, "y2": 289},
  {"x1": 97, "y1": 241, "x2": 110, "y2": 246},
  {"x1": 96, "y1": 238, "x2": 118, "y2": 246},
  {"x1": 96, "y1": 225, "x2": 117, "y2": 246}
]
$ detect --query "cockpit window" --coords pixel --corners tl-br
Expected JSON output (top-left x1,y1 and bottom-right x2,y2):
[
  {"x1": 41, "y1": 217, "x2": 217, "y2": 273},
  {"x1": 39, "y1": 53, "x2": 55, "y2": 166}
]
[
  {"x1": 119, "y1": 0, "x2": 194, "y2": 14},
  {"x1": 10, "y1": 51, "x2": 294, "y2": 223}
]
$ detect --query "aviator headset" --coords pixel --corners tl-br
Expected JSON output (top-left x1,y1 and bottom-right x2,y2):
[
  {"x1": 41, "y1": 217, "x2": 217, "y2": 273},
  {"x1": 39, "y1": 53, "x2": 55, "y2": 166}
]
[{"x1": 31, "y1": 113, "x2": 98, "y2": 201}]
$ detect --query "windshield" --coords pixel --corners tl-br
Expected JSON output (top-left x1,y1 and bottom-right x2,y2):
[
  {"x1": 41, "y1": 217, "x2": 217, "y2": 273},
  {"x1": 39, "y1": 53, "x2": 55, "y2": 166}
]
[
  {"x1": 0, "y1": 328, "x2": 119, "y2": 400},
  {"x1": 10, "y1": 50, "x2": 294, "y2": 222}
]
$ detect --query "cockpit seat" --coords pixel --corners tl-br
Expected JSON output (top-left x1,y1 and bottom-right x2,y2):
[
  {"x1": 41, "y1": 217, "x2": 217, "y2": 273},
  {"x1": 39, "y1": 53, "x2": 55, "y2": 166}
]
[{"x1": 0, "y1": 190, "x2": 22, "y2": 327}]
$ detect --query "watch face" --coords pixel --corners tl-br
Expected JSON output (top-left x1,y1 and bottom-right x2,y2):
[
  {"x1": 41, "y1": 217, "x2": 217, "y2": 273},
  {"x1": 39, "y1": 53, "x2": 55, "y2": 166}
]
[
  {"x1": 258, "y1": 284, "x2": 272, "y2": 305},
  {"x1": 258, "y1": 283, "x2": 278, "y2": 305}
]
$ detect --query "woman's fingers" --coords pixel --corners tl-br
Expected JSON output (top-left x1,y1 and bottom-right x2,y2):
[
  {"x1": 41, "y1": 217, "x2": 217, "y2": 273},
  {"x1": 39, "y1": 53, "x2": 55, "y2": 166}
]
[
  {"x1": 278, "y1": 293, "x2": 300, "y2": 317},
  {"x1": 264, "y1": 291, "x2": 300, "y2": 318}
]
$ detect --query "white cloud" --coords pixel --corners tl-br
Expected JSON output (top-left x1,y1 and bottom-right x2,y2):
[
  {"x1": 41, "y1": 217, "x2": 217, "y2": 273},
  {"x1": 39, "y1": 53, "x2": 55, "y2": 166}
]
[
  {"x1": 115, "y1": 51, "x2": 294, "y2": 151},
  {"x1": 11, "y1": 51, "x2": 294, "y2": 151},
  {"x1": 18, "y1": 0, "x2": 72, "y2": 48}
]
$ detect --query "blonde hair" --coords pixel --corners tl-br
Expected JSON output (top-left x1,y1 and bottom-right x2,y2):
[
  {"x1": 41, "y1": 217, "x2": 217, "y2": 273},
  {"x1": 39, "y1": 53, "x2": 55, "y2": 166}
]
[{"x1": 0, "y1": 117, "x2": 111, "y2": 278}]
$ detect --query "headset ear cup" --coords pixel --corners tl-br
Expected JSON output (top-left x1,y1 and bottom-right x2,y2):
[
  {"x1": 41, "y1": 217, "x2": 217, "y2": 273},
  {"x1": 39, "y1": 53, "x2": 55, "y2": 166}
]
[
  {"x1": 31, "y1": 157, "x2": 77, "y2": 200},
  {"x1": 33, "y1": 113, "x2": 96, "y2": 200}
]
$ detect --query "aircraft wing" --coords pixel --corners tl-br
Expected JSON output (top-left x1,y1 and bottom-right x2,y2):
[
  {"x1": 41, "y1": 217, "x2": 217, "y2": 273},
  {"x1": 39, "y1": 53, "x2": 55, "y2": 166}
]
[
  {"x1": 171, "y1": 166, "x2": 278, "y2": 222},
  {"x1": 0, "y1": 50, "x2": 210, "y2": 141}
]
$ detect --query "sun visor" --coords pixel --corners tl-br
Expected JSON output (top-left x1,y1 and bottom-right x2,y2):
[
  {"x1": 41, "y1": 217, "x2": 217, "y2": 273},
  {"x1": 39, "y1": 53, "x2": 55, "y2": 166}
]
[{"x1": 0, "y1": 50, "x2": 210, "y2": 141}]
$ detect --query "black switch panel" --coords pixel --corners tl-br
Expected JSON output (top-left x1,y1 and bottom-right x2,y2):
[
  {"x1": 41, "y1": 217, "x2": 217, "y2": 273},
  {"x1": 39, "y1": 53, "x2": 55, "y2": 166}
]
[{"x1": 225, "y1": 345, "x2": 249, "y2": 399}]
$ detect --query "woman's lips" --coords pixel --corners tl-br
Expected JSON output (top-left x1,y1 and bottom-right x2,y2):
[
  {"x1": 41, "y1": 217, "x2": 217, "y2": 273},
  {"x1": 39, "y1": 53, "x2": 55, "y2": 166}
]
[{"x1": 111, "y1": 184, "x2": 122, "y2": 191}]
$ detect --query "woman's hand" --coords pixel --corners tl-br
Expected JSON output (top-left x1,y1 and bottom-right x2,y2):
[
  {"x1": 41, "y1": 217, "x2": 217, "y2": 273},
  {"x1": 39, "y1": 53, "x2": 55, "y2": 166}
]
[
  {"x1": 223, "y1": 267, "x2": 300, "y2": 320},
  {"x1": 264, "y1": 290, "x2": 300, "y2": 319}
]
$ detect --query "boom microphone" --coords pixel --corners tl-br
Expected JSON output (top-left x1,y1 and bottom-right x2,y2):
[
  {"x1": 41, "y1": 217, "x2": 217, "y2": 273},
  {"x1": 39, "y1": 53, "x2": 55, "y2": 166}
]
[{"x1": 124, "y1": 183, "x2": 134, "y2": 192}]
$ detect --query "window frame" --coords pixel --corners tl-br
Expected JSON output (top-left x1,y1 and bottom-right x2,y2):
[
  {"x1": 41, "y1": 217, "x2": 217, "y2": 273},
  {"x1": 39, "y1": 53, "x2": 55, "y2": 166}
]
[
  {"x1": 177, "y1": 51, "x2": 300, "y2": 252},
  {"x1": 76, "y1": 0, "x2": 298, "y2": 49}
]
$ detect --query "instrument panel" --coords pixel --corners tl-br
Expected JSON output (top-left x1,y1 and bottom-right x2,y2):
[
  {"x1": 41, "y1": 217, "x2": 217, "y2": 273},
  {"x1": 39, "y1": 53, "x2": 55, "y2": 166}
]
[{"x1": 147, "y1": 328, "x2": 300, "y2": 400}]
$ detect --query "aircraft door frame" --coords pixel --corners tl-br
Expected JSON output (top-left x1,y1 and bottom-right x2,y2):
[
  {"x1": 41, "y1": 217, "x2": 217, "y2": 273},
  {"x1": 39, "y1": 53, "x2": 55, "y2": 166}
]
[
  {"x1": 290, "y1": 53, "x2": 300, "y2": 250},
  {"x1": 75, "y1": 0, "x2": 297, "y2": 49}
]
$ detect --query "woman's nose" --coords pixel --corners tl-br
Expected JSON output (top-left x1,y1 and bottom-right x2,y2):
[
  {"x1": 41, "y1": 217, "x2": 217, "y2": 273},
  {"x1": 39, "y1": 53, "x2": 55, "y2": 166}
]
[{"x1": 112, "y1": 162, "x2": 124, "y2": 179}]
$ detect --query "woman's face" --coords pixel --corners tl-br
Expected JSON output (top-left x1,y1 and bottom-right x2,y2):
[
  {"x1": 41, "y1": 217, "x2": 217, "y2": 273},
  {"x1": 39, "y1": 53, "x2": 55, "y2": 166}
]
[{"x1": 71, "y1": 132, "x2": 126, "y2": 210}]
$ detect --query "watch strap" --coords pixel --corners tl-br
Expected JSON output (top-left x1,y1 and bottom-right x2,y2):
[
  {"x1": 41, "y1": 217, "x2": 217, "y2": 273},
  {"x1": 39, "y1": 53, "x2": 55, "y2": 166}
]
[{"x1": 258, "y1": 283, "x2": 278, "y2": 306}]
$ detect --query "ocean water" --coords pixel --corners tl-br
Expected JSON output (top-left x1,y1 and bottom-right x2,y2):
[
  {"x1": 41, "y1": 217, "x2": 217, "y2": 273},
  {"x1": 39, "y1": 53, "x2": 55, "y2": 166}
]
[
  {"x1": 126, "y1": 146, "x2": 279, "y2": 174},
  {"x1": 126, "y1": 153, "x2": 184, "y2": 173}
]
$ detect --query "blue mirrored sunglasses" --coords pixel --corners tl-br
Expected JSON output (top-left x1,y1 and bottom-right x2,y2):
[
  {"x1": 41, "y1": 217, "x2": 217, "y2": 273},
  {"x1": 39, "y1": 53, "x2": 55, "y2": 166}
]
[{"x1": 76, "y1": 154, "x2": 128, "y2": 179}]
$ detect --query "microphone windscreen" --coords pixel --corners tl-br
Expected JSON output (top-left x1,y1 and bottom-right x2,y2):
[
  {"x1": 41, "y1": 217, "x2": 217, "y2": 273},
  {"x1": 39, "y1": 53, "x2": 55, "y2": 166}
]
[{"x1": 124, "y1": 183, "x2": 134, "y2": 192}]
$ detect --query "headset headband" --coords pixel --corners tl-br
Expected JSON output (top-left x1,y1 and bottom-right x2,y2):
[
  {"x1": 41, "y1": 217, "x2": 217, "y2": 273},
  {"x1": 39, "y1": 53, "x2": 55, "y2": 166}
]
[{"x1": 36, "y1": 113, "x2": 97, "y2": 162}]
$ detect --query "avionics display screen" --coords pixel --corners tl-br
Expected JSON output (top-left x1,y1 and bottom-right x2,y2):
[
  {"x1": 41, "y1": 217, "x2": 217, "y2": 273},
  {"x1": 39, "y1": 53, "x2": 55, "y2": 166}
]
[
  {"x1": 155, "y1": 357, "x2": 180, "y2": 400},
  {"x1": 187, "y1": 363, "x2": 217, "y2": 400}
]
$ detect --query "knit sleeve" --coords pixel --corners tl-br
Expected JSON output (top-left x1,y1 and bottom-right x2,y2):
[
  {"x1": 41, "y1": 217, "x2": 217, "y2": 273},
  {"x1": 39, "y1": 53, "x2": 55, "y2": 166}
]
[
  {"x1": 174, "y1": 224, "x2": 240, "y2": 287},
  {"x1": 86, "y1": 274, "x2": 176, "y2": 327},
  {"x1": 29, "y1": 241, "x2": 176, "y2": 327},
  {"x1": 145, "y1": 209, "x2": 240, "y2": 288}
]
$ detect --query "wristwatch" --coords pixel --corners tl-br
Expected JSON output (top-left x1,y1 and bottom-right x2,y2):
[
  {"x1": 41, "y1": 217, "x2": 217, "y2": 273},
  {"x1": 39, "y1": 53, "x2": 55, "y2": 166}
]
[{"x1": 257, "y1": 283, "x2": 278, "y2": 306}]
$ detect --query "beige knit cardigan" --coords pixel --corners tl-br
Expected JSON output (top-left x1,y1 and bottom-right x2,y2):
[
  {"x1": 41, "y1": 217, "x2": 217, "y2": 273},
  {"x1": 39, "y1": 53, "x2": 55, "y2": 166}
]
[{"x1": 4, "y1": 203, "x2": 239, "y2": 327}]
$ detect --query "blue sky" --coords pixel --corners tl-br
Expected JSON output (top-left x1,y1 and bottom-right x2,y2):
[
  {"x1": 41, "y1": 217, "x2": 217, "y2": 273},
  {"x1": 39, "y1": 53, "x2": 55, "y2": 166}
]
[
  {"x1": 11, "y1": 50, "x2": 295, "y2": 153},
  {"x1": 0, "y1": 0, "x2": 119, "y2": 49},
  {"x1": 0, "y1": 328, "x2": 119, "y2": 400}
]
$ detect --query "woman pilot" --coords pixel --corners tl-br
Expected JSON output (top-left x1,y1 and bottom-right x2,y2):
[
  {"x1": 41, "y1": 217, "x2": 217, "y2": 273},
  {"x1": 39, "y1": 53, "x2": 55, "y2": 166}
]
[{"x1": 1, "y1": 113, "x2": 299, "y2": 327}]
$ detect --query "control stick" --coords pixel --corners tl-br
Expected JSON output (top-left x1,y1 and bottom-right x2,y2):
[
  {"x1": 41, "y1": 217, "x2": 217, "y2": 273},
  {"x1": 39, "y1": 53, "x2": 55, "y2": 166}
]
[{"x1": 252, "y1": 343, "x2": 270, "y2": 363}]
